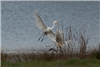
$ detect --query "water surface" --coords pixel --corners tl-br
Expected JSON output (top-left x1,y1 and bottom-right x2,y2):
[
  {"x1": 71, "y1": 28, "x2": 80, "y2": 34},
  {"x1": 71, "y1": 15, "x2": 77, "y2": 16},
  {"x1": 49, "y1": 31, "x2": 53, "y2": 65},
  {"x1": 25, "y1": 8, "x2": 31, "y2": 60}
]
[{"x1": 1, "y1": 1, "x2": 100, "y2": 51}]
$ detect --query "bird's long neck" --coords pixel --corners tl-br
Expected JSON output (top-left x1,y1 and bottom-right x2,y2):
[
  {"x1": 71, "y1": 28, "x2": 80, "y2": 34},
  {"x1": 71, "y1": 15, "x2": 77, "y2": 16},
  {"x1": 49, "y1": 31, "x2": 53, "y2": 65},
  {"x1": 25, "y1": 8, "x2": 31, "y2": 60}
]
[{"x1": 51, "y1": 23, "x2": 55, "y2": 29}]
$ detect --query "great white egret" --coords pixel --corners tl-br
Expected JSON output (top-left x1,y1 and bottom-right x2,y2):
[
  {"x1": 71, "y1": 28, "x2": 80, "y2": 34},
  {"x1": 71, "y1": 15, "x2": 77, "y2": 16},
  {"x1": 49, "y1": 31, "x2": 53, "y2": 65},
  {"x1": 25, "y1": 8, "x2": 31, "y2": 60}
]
[
  {"x1": 33, "y1": 11, "x2": 59, "y2": 42},
  {"x1": 49, "y1": 28, "x2": 72, "y2": 51}
]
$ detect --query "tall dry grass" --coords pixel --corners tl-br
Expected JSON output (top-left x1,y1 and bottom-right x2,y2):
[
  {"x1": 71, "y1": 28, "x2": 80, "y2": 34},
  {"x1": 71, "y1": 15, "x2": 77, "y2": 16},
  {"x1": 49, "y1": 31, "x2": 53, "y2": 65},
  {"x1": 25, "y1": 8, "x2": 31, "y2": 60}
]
[
  {"x1": 1, "y1": 26, "x2": 100, "y2": 62},
  {"x1": 1, "y1": 50, "x2": 8, "y2": 62}
]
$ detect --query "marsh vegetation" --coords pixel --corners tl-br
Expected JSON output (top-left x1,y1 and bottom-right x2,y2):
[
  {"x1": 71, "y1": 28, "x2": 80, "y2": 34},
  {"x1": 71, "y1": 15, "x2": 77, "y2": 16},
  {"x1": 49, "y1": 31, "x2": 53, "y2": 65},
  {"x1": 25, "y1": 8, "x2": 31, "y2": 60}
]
[{"x1": 1, "y1": 26, "x2": 100, "y2": 67}]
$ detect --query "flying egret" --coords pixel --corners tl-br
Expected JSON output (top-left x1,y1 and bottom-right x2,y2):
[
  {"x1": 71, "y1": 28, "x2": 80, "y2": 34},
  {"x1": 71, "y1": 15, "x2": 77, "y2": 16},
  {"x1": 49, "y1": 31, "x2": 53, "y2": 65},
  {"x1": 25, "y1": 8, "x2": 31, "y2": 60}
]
[{"x1": 33, "y1": 11, "x2": 59, "y2": 42}]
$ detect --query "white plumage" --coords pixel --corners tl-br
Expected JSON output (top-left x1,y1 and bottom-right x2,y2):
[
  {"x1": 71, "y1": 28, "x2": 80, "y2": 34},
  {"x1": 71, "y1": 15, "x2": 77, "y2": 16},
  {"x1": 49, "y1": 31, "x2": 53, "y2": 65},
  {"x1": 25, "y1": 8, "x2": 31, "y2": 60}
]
[{"x1": 33, "y1": 11, "x2": 59, "y2": 42}]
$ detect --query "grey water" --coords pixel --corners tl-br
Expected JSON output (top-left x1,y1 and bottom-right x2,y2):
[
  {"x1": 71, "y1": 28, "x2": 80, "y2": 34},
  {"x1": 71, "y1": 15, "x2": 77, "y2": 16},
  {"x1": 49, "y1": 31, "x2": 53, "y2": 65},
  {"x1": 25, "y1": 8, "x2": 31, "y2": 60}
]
[{"x1": 1, "y1": 1, "x2": 100, "y2": 52}]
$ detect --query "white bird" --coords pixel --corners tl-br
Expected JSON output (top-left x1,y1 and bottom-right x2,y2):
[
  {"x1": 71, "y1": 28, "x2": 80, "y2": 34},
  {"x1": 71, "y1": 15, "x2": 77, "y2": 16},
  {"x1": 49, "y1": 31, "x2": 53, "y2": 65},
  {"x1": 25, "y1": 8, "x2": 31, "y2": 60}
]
[
  {"x1": 33, "y1": 11, "x2": 71, "y2": 51},
  {"x1": 33, "y1": 11, "x2": 59, "y2": 42},
  {"x1": 49, "y1": 28, "x2": 72, "y2": 51}
]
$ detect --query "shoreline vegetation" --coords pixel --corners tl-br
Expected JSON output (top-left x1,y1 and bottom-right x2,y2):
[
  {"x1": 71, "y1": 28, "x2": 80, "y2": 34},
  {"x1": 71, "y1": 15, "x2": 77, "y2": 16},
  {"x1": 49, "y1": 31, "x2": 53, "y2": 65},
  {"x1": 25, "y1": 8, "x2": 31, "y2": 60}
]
[{"x1": 1, "y1": 26, "x2": 100, "y2": 67}]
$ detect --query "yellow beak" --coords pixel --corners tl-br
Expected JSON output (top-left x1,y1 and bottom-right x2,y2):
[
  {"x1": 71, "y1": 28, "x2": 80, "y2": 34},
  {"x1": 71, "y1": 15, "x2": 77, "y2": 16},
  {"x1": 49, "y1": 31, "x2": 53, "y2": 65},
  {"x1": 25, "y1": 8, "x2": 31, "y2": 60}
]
[{"x1": 57, "y1": 22, "x2": 59, "y2": 26}]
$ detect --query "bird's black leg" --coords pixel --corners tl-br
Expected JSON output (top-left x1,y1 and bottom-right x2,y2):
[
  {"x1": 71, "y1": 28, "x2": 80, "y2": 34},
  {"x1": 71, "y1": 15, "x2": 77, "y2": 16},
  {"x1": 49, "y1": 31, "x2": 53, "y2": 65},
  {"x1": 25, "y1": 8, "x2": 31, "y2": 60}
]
[
  {"x1": 41, "y1": 34, "x2": 45, "y2": 42},
  {"x1": 49, "y1": 48, "x2": 57, "y2": 52},
  {"x1": 38, "y1": 34, "x2": 44, "y2": 41},
  {"x1": 49, "y1": 48, "x2": 53, "y2": 51}
]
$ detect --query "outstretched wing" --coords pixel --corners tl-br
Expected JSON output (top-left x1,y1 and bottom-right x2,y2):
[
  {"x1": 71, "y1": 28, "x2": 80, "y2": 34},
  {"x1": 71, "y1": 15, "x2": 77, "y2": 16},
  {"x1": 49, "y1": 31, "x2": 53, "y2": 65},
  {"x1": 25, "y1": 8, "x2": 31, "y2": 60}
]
[
  {"x1": 47, "y1": 31, "x2": 56, "y2": 41},
  {"x1": 33, "y1": 11, "x2": 47, "y2": 30},
  {"x1": 56, "y1": 28, "x2": 63, "y2": 44}
]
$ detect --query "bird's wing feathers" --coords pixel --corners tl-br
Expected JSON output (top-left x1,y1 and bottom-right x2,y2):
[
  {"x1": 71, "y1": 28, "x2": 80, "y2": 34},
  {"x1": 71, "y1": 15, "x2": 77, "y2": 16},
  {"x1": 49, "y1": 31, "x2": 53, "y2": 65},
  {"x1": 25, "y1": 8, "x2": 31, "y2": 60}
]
[
  {"x1": 33, "y1": 11, "x2": 47, "y2": 30},
  {"x1": 56, "y1": 29, "x2": 63, "y2": 43},
  {"x1": 47, "y1": 31, "x2": 56, "y2": 41}
]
